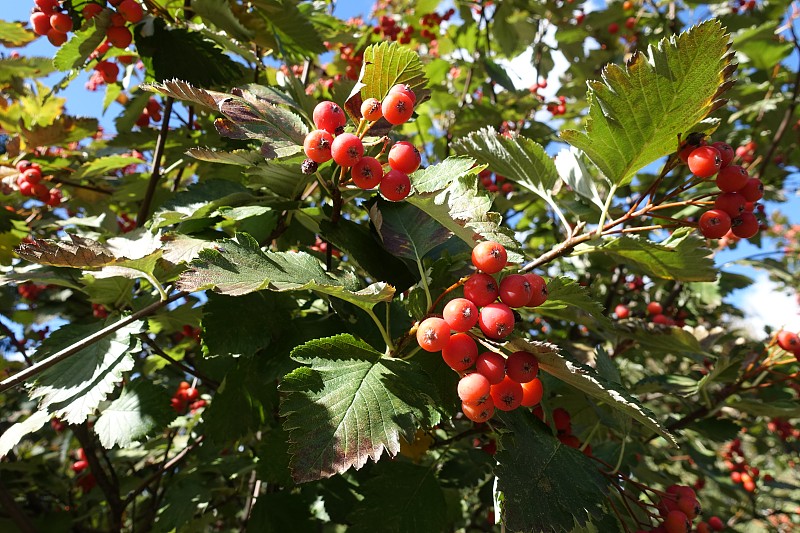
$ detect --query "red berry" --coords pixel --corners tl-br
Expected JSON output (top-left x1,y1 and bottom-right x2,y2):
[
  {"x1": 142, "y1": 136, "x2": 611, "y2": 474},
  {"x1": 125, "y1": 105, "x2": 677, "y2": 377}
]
[
  {"x1": 462, "y1": 398, "x2": 495, "y2": 422},
  {"x1": 696, "y1": 523, "x2": 711, "y2": 533},
  {"x1": 388, "y1": 142, "x2": 421, "y2": 174},
  {"x1": 558, "y1": 434, "x2": 581, "y2": 448},
  {"x1": 699, "y1": 209, "x2": 732, "y2": 239},
  {"x1": 625, "y1": 16, "x2": 636, "y2": 29},
  {"x1": 441, "y1": 333, "x2": 478, "y2": 371},
  {"x1": 389, "y1": 83, "x2": 417, "y2": 105},
  {"x1": 95, "y1": 60, "x2": 119, "y2": 83},
  {"x1": 608, "y1": 22, "x2": 619, "y2": 33},
  {"x1": 331, "y1": 133, "x2": 364, "y2": 167},
  {"x1": 463, "y1": 273, "x2": 499, "y2": 307},
  {"x1": 21, "y1": 168, "x2": 42, "y2": 184},
  {"x1": 520, "y1": 378, "x2": 544, "y2": 407},
  {"x1": 183, "y1": 387, "x2": 199, "y2": 401},
  {"x1": 30, "y1": 11, "x2": 52, "y2": 35},
  {"x1": 50, "y1": 12, "x2": 73, "y2": 33},
  {"x1": 47, "y1": 29, "x2": 68, "y2": 46},
  {"x1": 490, "y1": 376, "x2": 523, "y2": 411},
  {"x1": 647, "y1": 302, "x2": 662, "y2": 315},
  {"x1": 506, "y1": 351, "x2": 539, "y2": 383},
  {"x1": 552, "y1": 407, "x2": 571, "y2": 433},
  {"x1": 707, "y1": 516, "x2": 724, "y2": 531},
  {"x1": 360, "y1": 98, "x2": 382, "y2": 121},
  {"x1": 740, "y1": 178, "x2": 763, "y2": 202},
  {"x1": 118, "y1": 0, "x2": 144, "y2": 23},
  {"x1": 712, "y1": 141, "x2": 735, "y2": 167},
  {"x1": 46, "y1": 188, "x2": 62, "y2": 207},
  {"x1": 35, "y1": 0, "x2": 60, "y2": 14},
  {"x1": 498, "y1": 274, "x2": 532, "y2": 308},
  {"x1": 83, "y1": 3, "x2": 104, "y2": 20},
  {"x1": 72, "y1": 460, "x2": 89, "y2": 473},
  {"x1": 652, "y1": 313, "x2": 671, "y2": 325},
  {"x1": 614, "y1": 304, "x2": 630, "y2": 319},
  {"x1": 106, "y1": 26, "x2": 133, "y2": 48},
  {"x1": 714, "y1": 192, "x2": 746, "y2": 217},
  {"x1": 688, "y1": 146, "x2": 722, "y2": 178},
  {"x1": 350, "y1": 156, "x2": 383, "y2": 189},
  {"x1": 442, "y1": 298, "x2": 479, "y2": 332},
  {"x1": 382, "y1": 92, "x2": 414, "y2": 125},
  {"x1": 676, "y1": 496, "x2": 701, "y2": 520},
  {"x1": 664, "y1": 510, "x2": 690, "y2": 533},
  {"x1": 416, "y1": 317, "x2": 451, "y2": 352},
  {"x1": 458, "y1": 373, "x2": 491, "y2": 405},
  {"x1": 524, "y1": 273, "x2": 548, "y2": 307},
  {"x1": 313, "y1": 101, "x2": 347, "y2": 134},
  {"x1": 478, "y1": 303, "x2": 515, "y2": 339},
  {"x1": 471, "y1": 241, "x2": 507, "y2": 273},
  {"x1": 776, "y1": 330, "x2": 800, "y2": 353},
  {"x1": 731, "y1": 212, "x2": 758, "y2": 239},
  {"x1": 380, "y1": 169, "x2": 411, "y2": 201},
  {"x1": 475, "y1": 351, "x2": 506, "y2": 385},
  {"x1": 715, "y1": 165, "x2": 748, "y2": 192},
  {"x1": 303, "y1": 129, "x2": 333, "y2": 163}
]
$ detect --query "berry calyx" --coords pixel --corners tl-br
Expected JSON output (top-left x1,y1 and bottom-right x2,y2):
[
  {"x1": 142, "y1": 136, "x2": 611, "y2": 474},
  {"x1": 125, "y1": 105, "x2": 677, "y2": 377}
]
[
  {"x1": 490, "y1": 376, "x2": 523, "y2": 411},
  {"x1": 350, "y1": 156, "x2": 383, "y2": 189},
  {"x1": 688, "y1": 146, "x2": 722, "y2": 178},
  {"x1": 463, "y1": 272, "x2": 499, "y2": 307},
  {"x1": 380, "y1": 169, "x2": 411, "y2": 201},
  {"x1": 416, "y1": 317, "x2": 451, "y2": 352},
  {"x1": 471, "y1": 241, "x2": 507, "y2": 273},
  {"x1": 699, "y1": 209, "x2": 732, "y2": 239},
  {"x1": 478, "y1": 302, "x2": 515, "y2": 339},
  {"x1": 711, "y1": 141, "x2": 735, "y2": 167},
  {"x1": 441, "y1": 332, "x2": 478, "y2": 371},
  {"x1": 506, "y1": 351, "x2": 539, "y2": 383},
  {"x1": 458, "y1": 373, "x2": 491, "y2": 405},
  {"x1": 442, "y1": 297, "x2": 479, "y2": 332},
  {"x1": 389, "y1": 84, "x2": 417, "y2": 105},
  {"x1": 303, "y1": 129, "x2": 333, "y2": 163},
  {"x1": 330, "y1": 133, "x2": 364, "y2": 167}
]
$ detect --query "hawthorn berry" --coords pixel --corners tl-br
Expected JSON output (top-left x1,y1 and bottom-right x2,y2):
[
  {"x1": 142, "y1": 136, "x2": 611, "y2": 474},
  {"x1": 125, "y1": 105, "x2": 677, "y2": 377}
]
[
  {"x1": 50, "y1": 12, "x2": 73, "y2": 34},
  {"x1": 715, "y1": 165, "x2": 748, "y2": 192},
  {"x1": 416, "y1": 317, "x2": 451, "y2": 352},
  {"x1": 505, "y1": 351, "x2": 539, "y2": 383},
  {"x1": 35, "y1": 0, "x2": 60, "y2": 13},
  {"x1": 107, "y1": 26, "x2": 133, "y2": 48},
  {"x1": 664, "y1": 510, "x2": 690, "y2": 533},
  {"x1": 707, "y1": 516, "x2": 725, "y2": 531},
  {"x1": 714, "y1": 192, "x2": 746, "y2": 217},
  {"x1": 303, "y1": 129, "x2": 333, "y2": 163},
  {"x1": 21, "y1": 168, "x2": 42, "y2": 184},
  {"x1": 520, "y1": 378, "x2": 544, "y2": 407},
  {"x1": 441, "y1": 332, "x2": 478, "y2": 371},
  {"x1": 677, "y1": 495, "x2": 701, "y2": 520},
  {"x1": 462, "y1": 398, "x2": 495, "y2": 422},
  {"x1": 313, "y1": 101, "x2": 347, "y2": 134},
  {"x1": 463, "y1": 272, "x2": 499, "y2": 307},
  {"x1": 350, "y1": 156, "x2": 383, "y2": 189},
  {"x1": 388, "y1": 142, "x2": 421, "y2": 174},
  {"x1": 731, "y1": 212, "x2": 758, "y2": 239},
  {"x1": 608, "y1": 22, "x2": 619, "y2": 33},
  {"x1": 360, "y1": 98, "x2": 382, "y2": 121},
  {"x1": 475, "y1": 351, "x2": 506, "y2": 385},
  {"x1": 47, "y1": 29, "x2": 68, "y2": 46},
  {"x1": 776, "y1": 330, "x2": 800, "y2": 353},
  {"x1": 524, "y1": 273, "x2": 548, "y2": 307},
  {"x1": 498, "y1": 274, "x2": 532, "y2": 308},
  {"x1": 688, "y1": 146, "x2": 722, "y2": 178},
  {"x1": 382, "y1": 91, "x2": 414, "y2": 125},
  {"x1": 740, "y1": 178, "x2": 763, "y2": 202},
  {"x1": 478, "y1": 302, "x2": 515, "y2": 339},
  {"x1": 712, "y1": 141, "x2": 735, "y2": 167},
  {"x1": 552, "y1": 407, "x2": 571, "y2": 433},
  {"x1": 442, "y1": 297, "x2": 479, "y2": 332},
  {"x1": 471, "y1": 241, "x2": 507, "y2": 274},
  {"x1": 699, "y1": 209, "x2": 732, "y2": 239},
  {"x1": 380, "y1": 169, "x2": 411, "y2": 201},
  {"x1": 458, "y1": 373, "x2": 491, "y2": 405},
  {"x1": 83, "y1": 3, "x2": 103, "y2": 19},
  {"x1": 118, "y1": 0, "x2": 144, "y2": 23},
  {"x1": 389, "y1": 83, "x2": 417, "y2": 105},
  {"x1": 331, "y1": 133, "x2": 364, "y2": 167},
  {"x1": 614, "y1": 304, "x2": 630, "y2": 319},
  {"x1": 30, "y1": 12, "x2": 52, "y2": 35},
  {"x1": 490, "y1": 376, "x2": 523, "y2": 411}
]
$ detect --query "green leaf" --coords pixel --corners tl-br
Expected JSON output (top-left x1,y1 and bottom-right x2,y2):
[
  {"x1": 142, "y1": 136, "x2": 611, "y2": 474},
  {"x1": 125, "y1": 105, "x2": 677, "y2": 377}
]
[
  {"x1": 94, "y1": 379, "x2": 175, "y2": 449},
  {"x1": 71, "y1": 155, "x2": 145, "y2": 180},
  {"x1": 371, "y1": 199, "x2": 452, "y2": 261},
  {"x1": 537, "y1": 277, "x2": 613, "y2": 330},
  {"x1": 152, "y1": 179, "x2": 256, "y2": 229},
  {"x1": 495, "y1": 410, "x2": 612, "y2": 533},
  {"x1": 347, "y1": 461, "x2": 447, "y2": 533},
  {"x1": 452, "y1": 126, "x2": 559, "y2": 199},
  {"x1": 29, "y1": 320, "x2": 144, "y2": 424},
  {"x1": 561, "y1": 21, "x2": 734, "y2": 186},
  {"x1": 730, "y1": 399, "x2": 800, "y2": 418},
  {"x1": 53, "y1": 10, "x2": 112, "y2": 71},
  {"x1": 411, "y1": 156, "x2": 480, "y2": 193},
  {"x1": 250, "y1": 0, "x2": 326, "y2": 60},
  {"x1": 279, "y1": 334, "x2": 438, "y2": 483},
  {"x1": 0, "y1": 57, "x2": 57, "y2": 83},
  {"x1": 573, "y1": 228, "x2": 716, "y2": 282},
  {"x1": 0, "y1": 410, "x2": 50, "y2": 459},
  {"x1": 245, "y1": 160, "x2": 312, "y2": 199},
  {"x1": 215, "y1": 94, "x2": 307, "y2": 158},
  {"x1": 178, "y1": 233, "x2": 395, "y2": 310},
  {"x1": 503, "y1": 337, "x2": 676, "y2": 444},
  {"x1": 482, "y1": 57, "x2": 518, "y2": 92},
  {"x1": 202, "y1": 291, "x2": 286, "y2": 358},
  {"x1": 187, "y1": 147, "x2": 265, "y2": 166},
  {"x1": 735, "y1": 22, "x2": 795, "y2": 70},
  {"x1": 20, "y1": 115, "x2": 99, "y2": 147},
  {"x1": 0, "y1": 20, "x2": 36, "y2": 47},
  {"x1": 191, "y1": 0, "x2": 255, "y2": 42}
]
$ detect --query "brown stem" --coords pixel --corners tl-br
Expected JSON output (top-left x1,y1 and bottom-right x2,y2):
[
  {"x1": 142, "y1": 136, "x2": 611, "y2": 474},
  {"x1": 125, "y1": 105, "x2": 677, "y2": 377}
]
[
  {"x1": 72, "y1": 423, "x2": 124, "y2": 532},
  {"x1": 123, "y1": 436, "x2": 204, "y2": 507},
  {"x1": 0, "y1": 316, "x2": 32, "y2": 366},
  {"x1": 50, "y1": 177, "x2": 112, "y2": 195},
  {"x1": 138, "y1": 335, "x2": 219, "y2": 390},
  {"x1": 136, "y1": 97, "x2": 174, "y2": 227}
]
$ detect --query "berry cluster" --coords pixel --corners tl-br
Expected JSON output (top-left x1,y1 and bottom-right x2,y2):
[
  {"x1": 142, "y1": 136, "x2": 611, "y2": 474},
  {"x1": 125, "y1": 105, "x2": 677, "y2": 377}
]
[
  {"x1": 643, "y1": 485, "x2": 706, "y2": 533},
  {"x1": 681, "y1": 140, "x2": 764, "y2": 240},
  {"x1": 170, "y1": 381, "x2": 205, "y2": 414},
  {"x1": 86, "y1": 42, "x2": 137, "y2": 89},
  {"x1": 302, "y1": 85, "x2": 419, "y2": 202},
  {"x1": 478, "y1": 169, "x2": 515, "y2": 195},
  {"x1": 135, "y1": 98, "x2": 163, "y2": 128},
  {"x1": 13, "y1": 160, "x2": 62, "y2": 206},
  {"x1": 776, "y1": 330, "x2": 800, "y2": 361},
  {"x1": 547, "y1": 95, "x2": 568, "y2": 116},
  {"x1": 17, "y1": 282, "x2": 46, "y2": 301},
  {"x1": 546, "y1": 407, "x2": 592, "y2": 454},
  {"x1": 70, "y1": 448, "x2": 97, "y2": 493},
  {"x1": 722, "y1": 438, "x2": 758, "y2": 492},
  {"x1": 768, "y1": 417, "x2": 799, "y2": 442},
  {"x1": 415, "y1": 241, "x2": 550, "y2": 422},
  {"x1": 30, "y1": 0, "x2": 142, "y2": 48},
  {"x1": 92, "y1": 303, "x2": 109, "y2": 318}
]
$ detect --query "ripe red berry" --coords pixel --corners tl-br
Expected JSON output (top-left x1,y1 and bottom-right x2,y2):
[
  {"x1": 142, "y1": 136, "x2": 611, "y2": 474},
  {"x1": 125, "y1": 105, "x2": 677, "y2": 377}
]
[
  {"x1": 520, "y1": 378, "x2": 544, "y2": 407},
  {"x1": 699, "y1": 209, "x2": 732, "y2": 239},
  {"x1": 475, "y1": 351, "x2": 506, "y2": 385},
  {"x1": 478, "y1": 303, "x2": 515, "y2": 339},
  {"x1": 463, "y1": 272, "x2": 499, "y2": 307},
  {"x1": 442, "y1": 298, "x2": 479, "y2": 332},
  {"x1": 442, "y1": 332, "x2": 478, "y2": 371},
  {"x1": 35, "y1": 0, "x2": 60, "y2": 14},
  {"x1": 608, "y1": 22, "x2": 619, "y2": 33},
  {"x1": 458, "y1": 373, "x2": 491, "y2": 405},
  {"x1": 30, "y1": 11, "x2": 52, "y2": 35},
  {"x1": 506, "y1": 351, "x2": 539, "y2": 383},
  {"x1": 552, "y1": 407, "x2": 571, "y2": 433},
  {"x1": 776, "y1": 330, "x2": 800, "y2": 353},
  {"x1": 303, "y1": 129, "x2": 333, "y2": 163},
  {"x1": 71, "y1": 460, "x2": 89, "y2": 473},
  {"x1": 82, "y1": 3, "x2": 103, "y2": 20},
  {"x1": 625, "y1": 16, "x2": 636, "y2": 29},
  {"x1": 350, "y1": 156, "x2": 383, "y2": 189},
  {"x1": 382, "y1": 91, "x2": 414, "y2": 125},
  {"x1": 183, "y1": 387, "x2": 199, "y2": 401},
  {"x1": 498, "y1": 274, "x2": 532, "y2": 308},
  {"x1": 380, "y1": 169, "x2": 411, "y2": 201},
  {"x1": 388, "y1": 142, "x2": 421, "y2": 174},
  {"x1": 614, "y1": 304, "x2": 630, "y2": 319},
  {"x1": 664, "y1": 510, "x2": 690, "y2": 533},
  {"x1": 490, "y1": 376, "x2": 523, "y2": 411},
  {"x1": 647, "y1": 302, "x2": 662, "y2": 315},
  {"x1": 731, "y1": 212, "x2": 758, "y2": 239},
  {"x1": 416, "y1": 317, "x2": 451, "y2": 352},
  {"x1": 697, "y1": 522, "x2": 711, "y2": 533},
  {"x1": 313, "y1": 101, "x2": 347, "y2": 134},
  {"x1": 95, "y1": 60, "x2": 119, "y2": 83},
  {"x1": 688, "y1": 146, "x2": 722, "y2": 178},
  {"x1": 118, "y1": 0, "x2": 144, "y2": 23},
  {"x1": 47, "y1": 29, "x2": 68, "y2": 46},
  {"x1": 50, "y1": 12, "x2": 73, "y2": 34},
  {"x1": 360, "y1": 98, "x2": 382, "y2": 121},
  {"x1": 331, "y1": 133, "x2": 364, "y2": 167},
  {"x1": 740, "y1": 177, "x2": 763, "y2": 202},
  {"x1": 21, "y1": 168, "x2": 42, "y2": 184},
  {"x1": 714, "y1": 192, "x2": 746, "y2": 217},
  {"x1": 712, "y1": 141, "x2": 735, "y2": 167},
  {"x1": 715, "y1": 165, "x2": 748, "y2": 192},
  {"x1": 106, "y1": 26, "x2": 133, "y2": 48},
  {"x1": 462, "y1": 398, "x2": 495, "y2": 422},
  {"x1": 707, "y1": 516, "x2": 725, "y2": 531},
  {"x1": 524, "y1": 273, "x2": 548, "y2": 307},
  {"x1": 677, "y1": 496, "x2": 701, "y2": 520},
  {"x1": 389, "y1": 83, "x2": 417, "y2": 105},
  {"x1": 471, "y1": 241, "x2": 507, "y2": 273}
]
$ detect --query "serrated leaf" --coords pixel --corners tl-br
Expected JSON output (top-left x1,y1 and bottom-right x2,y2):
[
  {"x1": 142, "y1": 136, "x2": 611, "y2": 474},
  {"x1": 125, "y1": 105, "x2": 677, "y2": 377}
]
[
  {"x1": 0, "y1": 410, "x2": 50, "y2": 459},
  {"x1": 152, "y1": 179, "x2": 256, "y2": 229},
  {"x1": 279, "y1": 334, "x2": 438, "y2": 483},
  {"x1": 249, "y1": 0, "x2": 326, "y2": 60},
  {"x1": 94, "y1": 379, "x2": 175, "y2": 449},
  {"x1": 29, "y1": 320, "x2": 144, "y2": 424},
  {"x1": 53, "y1": 10, "x2": 112, "y2": 71},
  {"x1": 71, "y1": 155, "x2": 145, "y2": 180},
  {"x1": 0, "y1": 57, "x2": 57, "y2": 83},
  {"x1": 347, "y1": 461, "x2": 447, "y2": 533},
  {"x1": 191, "y1": 0, "x2": 255, "y2": 42},
  {"x1": 573, "y1": 228, "x2": 716, "y2": 282},
  {"x1": 20, "y1": 115, "x2": 99, "y2": 148},
  {"x1": 178, "y1": 233, "x2": 395, "y2": 309},
  {"x1": 370, "y1": 199, "x2": 452, "y2": 261},
  {"x1": 0, "y1": 264, "x2": 83, "y2": 290},
  {"x1": 411, "y1": 156, "x2": 480, "y2": 193},
  {"x1": 16, "y1": 234, "x2": 117, "y2": 268},
  {"x1": 0, "y1": 20, "x2": 36, "y2": 47},
  {"x1": 554, "y1": 147, "x2": 608, "y2": 210},
  {"x1": 561, "y1": 21, "x2": 734, "y2": 186},
  {"x1": 161, "y1": 234, "x2": 217, "y2": 265},
  {"x1": 453, "y1": 126, "x2": 559, "y2": 199},
  {"x1": 503, "y1": 337, "x2": 676, "y2": 444},
  {"x1": 537, "y1": 277, "x2": 613, "y2": 330},
  {"x1": 495, "y1": 410, "x2": 612, "y2": 533},
  {"x1": 202, "y1": 291, "x2": 284, "y2": 358},
  {"x1": 245, "y1": 160, "x2": 311, "y2": 198},
  {"x1": 187, "y1": 147, "x2": 264, "y2": 166}
]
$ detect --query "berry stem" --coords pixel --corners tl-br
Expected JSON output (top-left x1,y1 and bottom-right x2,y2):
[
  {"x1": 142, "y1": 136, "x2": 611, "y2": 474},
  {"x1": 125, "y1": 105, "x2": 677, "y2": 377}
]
[{"x1": 366, "y1": 307, "x2": 395, "y2": 352}]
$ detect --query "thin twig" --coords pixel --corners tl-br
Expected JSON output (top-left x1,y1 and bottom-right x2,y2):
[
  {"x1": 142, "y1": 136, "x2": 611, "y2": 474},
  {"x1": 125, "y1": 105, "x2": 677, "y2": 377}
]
[
  {"x1": 72, "y1": 423, "x2": 124, "y2": 531},
  {"x1": 139, "y1": 335, "x2": 219, "y2": 390},
  {"x1": 136, "y1": 97, "x2": 174, "y2": 227},
  {"x1": 0, "y1": 315, "x2": 32, "y2": 366},
  {"x1": 124, "y1": 436, "x2": 204, "y2": 507}
]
